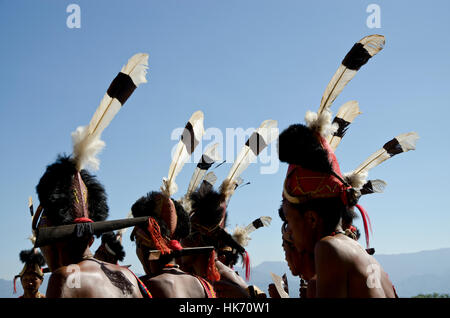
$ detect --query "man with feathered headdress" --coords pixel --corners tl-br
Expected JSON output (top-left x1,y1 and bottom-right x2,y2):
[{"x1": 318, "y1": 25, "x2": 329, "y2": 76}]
[
  {"x1": 32, "y1": 53, "x2": 152, "y2": 298},
  {"x1": 278, "y1": 35, "x2": 415, "y2": 297},
  {"x1": 14, "y1": 248, "x2": 46, "y2": 298},
  {"x1": 180, "y1": 183, "x2": 253, "y2": 298},
  {"x1": 129, "y1": 111, "x2": 219, "y2": 298},
  {"x1": 130, "y1": 191, "x2": 217, "y2": 297}
]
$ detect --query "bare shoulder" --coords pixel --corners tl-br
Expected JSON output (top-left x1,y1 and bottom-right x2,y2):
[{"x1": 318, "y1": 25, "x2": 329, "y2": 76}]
[
  {"x1": 146, "y1": 271, "x2": 205, "y2": 298},
  {"x1": 316, "y1": 235, "x2": 368, "y2": 263},
  {"x1": 215, "y1": 260, "x2": 248, "y2": 288},
  {"x1": 46, "y1": 264, "x2": 100, "y2": 298}
]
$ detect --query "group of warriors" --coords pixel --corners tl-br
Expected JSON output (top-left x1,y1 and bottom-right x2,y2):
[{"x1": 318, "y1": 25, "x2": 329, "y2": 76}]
[{"x1": 14, "y1": 34, "x2": 419, "y2": 298}]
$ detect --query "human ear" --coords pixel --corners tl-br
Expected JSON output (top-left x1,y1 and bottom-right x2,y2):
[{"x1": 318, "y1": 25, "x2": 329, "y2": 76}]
[
  {"x1": 88, "y1": 236, "x2": 95, "y2": 247},
  {"x1": 305, "y1": 210, "x2": 319, "y2": 229}
]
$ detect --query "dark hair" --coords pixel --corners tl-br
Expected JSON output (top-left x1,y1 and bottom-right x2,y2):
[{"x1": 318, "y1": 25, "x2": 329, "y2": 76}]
[
  {"x1": 218, "y1": 249, "x2": 240, "y2": 267},
  {"x1": 189, "y1": 185, "x2": 224, "y2": 229},
  {"x1": 19, "y1": 249, "x2": 46, "y2": 267},
  {"x1": 36, "y1": 155, "x2": 109, "y2": 225},
  {"x1": 278, "y1": 204, "x2": 286, "y2": 222},
  {"x1": 131, "y1": 191, "x2": 171, "y2": 238},
  {"x1": 131, "y1": 191, "x2": 191, "y2": 240},
  {"x1": 173, "y1": 199, "x2": 191, "y2": 240},
  {"x1": 101, "y1": 231, "x2": 125, "y2": 262},
  {"x1": 278, "y1": 124, "x2": 333, "y2": 173},
  {"x1": 341, "y1": 205, "x2": 358, "y2": 228},
  {"x1": 290, "y1": 197, "x2": 346, "y2": 235}
]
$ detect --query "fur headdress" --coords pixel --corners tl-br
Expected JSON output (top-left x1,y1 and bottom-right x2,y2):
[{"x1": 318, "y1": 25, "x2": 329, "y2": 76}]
[
  {"x1": 279, "y1": 35, "x2": 418, "y2": 249},
  {"x1": 13, "y1": 248, "x2": 46, "y2": 293},
  {"x1": 32, "y1": 53, "x2": 149, "y2": 243}
]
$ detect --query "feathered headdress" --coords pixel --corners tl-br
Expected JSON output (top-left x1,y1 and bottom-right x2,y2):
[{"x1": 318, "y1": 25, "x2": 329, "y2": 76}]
[
  {"x1": 219, "y1": 119, "x2": 278, "y2": 204},
  {"x1": 32, "y1": 53, "x2": 149, "y2": 242},
  {"x1": 131, "y1": 111, "x2": 204, "y2": 258},
  {"x1": 13, "y1": 248, "x2": 46, "y2": 294},
  {"x1": 227, "y1": 216, "x2": 272, "y2": 280},
  {"x1": 179, "y1": 143, "x2": 221, "y2": 214},
  {"x1": 279, "y1": 34, "x2": 418, "y2": 250},
  {"x1": 187, "y1": 120, "x2": 278, "y2": 281}
]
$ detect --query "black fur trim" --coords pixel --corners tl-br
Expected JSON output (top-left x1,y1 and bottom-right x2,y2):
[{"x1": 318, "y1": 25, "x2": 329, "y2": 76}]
[
  {"x1": 19, "y1": 249, "x2": 46, "y2": 267},
  {"x1": 278, "y1": 124, "x2": 333, "y2": 173},
  {"x1": 36, "y1": 155, "x2": 108, "y2": 225},
  {"x1": 173, "y1": 199, "x2": 191, "y2": 240},
  {"x1": 101, "y1": 232, "x2": 125, "y2": 261},
  {"x1": 189, "y1": 186, "x2": 224, "y2": 229}
]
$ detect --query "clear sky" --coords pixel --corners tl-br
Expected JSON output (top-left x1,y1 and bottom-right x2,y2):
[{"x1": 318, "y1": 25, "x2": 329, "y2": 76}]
[{"x1": 1, "y1": 0, "x2": 450, "y2": 280}]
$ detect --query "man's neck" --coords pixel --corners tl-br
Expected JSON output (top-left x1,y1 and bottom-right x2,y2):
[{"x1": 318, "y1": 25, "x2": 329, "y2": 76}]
[
  {"x1": 22, "y1": 290, "x2": 40, "y2": 298},
  {"x1": 57, "y1": 247, "x2": 93, "y2": 267}
]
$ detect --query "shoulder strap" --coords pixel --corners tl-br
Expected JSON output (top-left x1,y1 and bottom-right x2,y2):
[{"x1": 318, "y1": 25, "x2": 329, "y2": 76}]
[
  {"x1": 195, "y1": 275, "x2": 217, "y2": 298},
  {"x1": 123, "y1": 267, "x2": 153, "y2": 298}
]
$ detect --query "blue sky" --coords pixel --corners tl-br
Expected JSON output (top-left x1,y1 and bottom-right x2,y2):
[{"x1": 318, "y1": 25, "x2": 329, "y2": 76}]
[{"x1": 1, "y1": 0, "x2": 450, "y2": 281}]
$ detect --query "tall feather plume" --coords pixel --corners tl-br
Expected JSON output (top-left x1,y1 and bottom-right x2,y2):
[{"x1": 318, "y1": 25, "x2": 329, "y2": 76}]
[
  {"x1": 345, "y1": 132, "x2": 419, "y2": 189},
  {"x1": 317, "y1": 35, "x2": 385, "y2": 116},
  {"x1": 72, "y1": 53, "x2": 149, "y2": 171},
  {"x1": 161, "y1": 111, "x2": 205, "y2": 197},
  {"x1": 326, "y1": 101, "x2": 361, "y2": 150},
  {"x1": 220, "y1": 119, "x2": 278, "y2": 202}
]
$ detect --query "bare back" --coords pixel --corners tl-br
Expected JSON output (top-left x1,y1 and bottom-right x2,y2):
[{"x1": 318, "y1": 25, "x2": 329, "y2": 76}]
[
  {"x1": 46, "y1": 259, "x2": 144, "y2": 298},
  {"x1": 142, "y1": 268, "x2": 208, "y2": 298}
]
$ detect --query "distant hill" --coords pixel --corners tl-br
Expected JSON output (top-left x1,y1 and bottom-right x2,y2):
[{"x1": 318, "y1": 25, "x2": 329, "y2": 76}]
[
  {"x1": 237, "y1": 248, "x2": 450, "y2": 298},
  {"x1": 2, "y1": 248, "x2": 449, "y2": 298}
]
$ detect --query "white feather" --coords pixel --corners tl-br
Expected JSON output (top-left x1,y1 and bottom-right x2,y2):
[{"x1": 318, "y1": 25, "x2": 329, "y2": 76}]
[
  {"x1": 232, "y1": 225, "x2": 251, "y2": 247},
  {"x1": 343, "y1": 171, "x2": 368, "y2": 189},
  {"x1": 72, "y1": 53, "x2": 149, "y2": 171},
  {"x1": 354, "y1": 132, "x2": 419, "y2": 176},
  {"x1": 221, "y1": 120, "x2": 278, "y2": 202},
  {"x1": 162, "y1": 111, "x2": 205, "y2": 197},
  {"x1": 203, "y1": 171, "x2": 218, "y2": 186},
  {"x1": 244, "y1": 216, "x2": 272, "y2": 234},
  {"x1": 305, "y1": 109, "x2": 338, "y2": 138},
  {"x1": 226, "y1": 119, "x2": 278, "y2": 182},
  {"x1": 186, "y1": 143, "x2": 221, "y2": 195},
  {"x1": 368, "y1": 179, "x2": 387, "y2": 193},
  {"x1": 318, "y1": 35, "x2": 385, "y2": 115},
  {"x1": 327, "y1": 100, "x2": 361, "y2": 150}
]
